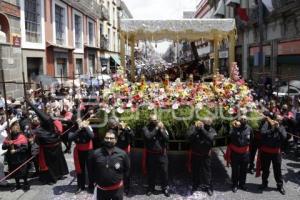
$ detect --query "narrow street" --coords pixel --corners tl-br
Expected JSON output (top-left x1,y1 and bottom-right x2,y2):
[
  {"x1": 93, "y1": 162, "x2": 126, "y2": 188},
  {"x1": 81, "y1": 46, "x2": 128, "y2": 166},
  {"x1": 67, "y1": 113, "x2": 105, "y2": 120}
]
[{"x1": 1, "y1": 147, "x2": 300, "y2": 200}]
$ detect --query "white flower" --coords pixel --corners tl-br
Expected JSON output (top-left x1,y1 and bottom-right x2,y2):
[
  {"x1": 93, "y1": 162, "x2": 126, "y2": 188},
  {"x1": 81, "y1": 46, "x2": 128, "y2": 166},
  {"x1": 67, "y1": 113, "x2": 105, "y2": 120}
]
[
  {"x1": 117, "y1": 107, "x2": 124, "y2": 114},
  {"x1": 172, "y1": 102, "x2": 179, "y2": 110},
  {"x1": 105, "y1": 108, "x2": 111, "y2": 114},
  {"x1": 126, "y1": 102, "x2": 132, "y2": 108},
  {"x1": 148, "y1": 103, "x2": 155, "y2": 110},
  {"x1": 196, "y1": 103, "x2": 203, "y2": 110},
  {"x1": 228, "y1": 108, "x2": 235, "y2": 114}
]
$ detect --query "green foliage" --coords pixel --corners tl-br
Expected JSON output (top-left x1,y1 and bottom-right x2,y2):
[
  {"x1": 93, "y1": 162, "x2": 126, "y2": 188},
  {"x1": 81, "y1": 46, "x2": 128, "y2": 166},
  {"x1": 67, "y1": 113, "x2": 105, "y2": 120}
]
[{"x1": 94, "y1": 107, "x2": 262, "y2": 139}]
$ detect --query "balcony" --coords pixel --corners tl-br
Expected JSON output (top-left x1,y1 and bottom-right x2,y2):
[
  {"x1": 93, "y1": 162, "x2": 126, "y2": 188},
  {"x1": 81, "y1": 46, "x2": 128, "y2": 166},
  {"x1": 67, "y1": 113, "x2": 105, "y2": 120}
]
[
  {"x1": 100, "y1": 5, "x2": 109, "y2": 21},
  {"x1": 100, "y1": 35, "x2": 109, "y2": 50},
  {"x1": 63, "y1": 0, "x2": 102, "y2": 19}
]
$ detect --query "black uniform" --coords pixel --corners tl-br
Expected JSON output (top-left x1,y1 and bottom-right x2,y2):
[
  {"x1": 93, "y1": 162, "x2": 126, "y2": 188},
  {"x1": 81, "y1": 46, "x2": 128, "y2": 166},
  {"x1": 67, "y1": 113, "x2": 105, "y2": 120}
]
[
  {"x1": 26, "y1": 99, "x2": 69, "y2": 184},
  {"x1": 187, "y1": 125, "x2": 216, "y2": 190},
  {"x1": 260, "y1": 121, "x2": 287, "y2": 188},
  {"x1": 143, "y1": 123, "x2": 169, "y2": 192},
  {"x1": 248, "y1": 119, "x2": 265, "y2": 172},
  {"x1": 69, "y1": 125, "x2": 94, "y2": 190},
  {"x1": 229, "y1": 124, "x2": 252, "y2": 188},
  {"x1": 88, "y1": 147, "x2": 130, "y2": 200},
  {"x1": 20, "y1": 117, "x2": 40, "y2": 176},
  {"x1": 2, "y1": 132, "x2": 29, "y2": 190},
  {"x1": 115, "y1": 127, "x2": 134, "y2": 192}
]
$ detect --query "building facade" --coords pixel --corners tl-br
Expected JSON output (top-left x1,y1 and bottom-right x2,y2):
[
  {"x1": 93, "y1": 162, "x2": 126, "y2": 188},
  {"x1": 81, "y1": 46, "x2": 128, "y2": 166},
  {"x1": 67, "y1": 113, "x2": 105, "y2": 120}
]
[
  {"x1": 194, "y1": 0, "x2": 300, "y2": 81},
  {"x1": 0, "y1": 0, "x2": 23, "y2": 97},
  {"x1": 99, "y1": 0, "x2": 122, "y2": 73},
  {"x1": 17, "y1": 0, "x2": 128, "y2": 89}
]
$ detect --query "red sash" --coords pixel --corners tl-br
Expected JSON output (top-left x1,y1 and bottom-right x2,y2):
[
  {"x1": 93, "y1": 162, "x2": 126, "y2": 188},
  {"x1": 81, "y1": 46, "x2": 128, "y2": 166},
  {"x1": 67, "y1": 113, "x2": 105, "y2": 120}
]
[
  {"x1": 38, "y1": 142, "x2": 60, "y2": 171},
  {"x1": 53, "y1": 120, "x2": 63, "y2": 135},
  {"x1": 224, "y1": 144, "x2": 249, "y2": 167},
  {"x1": 96, "y1": 180, "x2": 123, "y2": 191},
  {"x1": 142, "y1": 148, "x2": 166, "y2": 176},
  {"x1": 122, "y1": 145, "x2": 131, "y2": 154},
  {"x1": 73, "y1": 141, "x2": 93, "y2": 174},
  {"x1": 187, "y1": 150, "x2": 212, "y2": 173},
  {"x1": 4, "y1": 134, "x2": 28, "y2": 145},
  {"x1": 255, "y1": 146, "x2": 281, "y2": 177}
]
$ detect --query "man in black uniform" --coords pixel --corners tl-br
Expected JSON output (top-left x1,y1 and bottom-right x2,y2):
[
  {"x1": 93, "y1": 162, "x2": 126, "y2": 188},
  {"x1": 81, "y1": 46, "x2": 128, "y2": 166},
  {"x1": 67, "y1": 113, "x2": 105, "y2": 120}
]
[
  {"x1": 225, "y1": 116, "x2": 252, "y2": 193},
  {"x1": 143, "y1": 114, "x2": 170, "y2": 197},
  {"x1": 69, "y1": 119, "x2": 94, "y2": 194},
  {"x1": 187, "y1": 118, "x2": 216, "y2": 196},
  {"x1": 88, "y1": 130, "x2": 130, "y2": 200},
  {"x1": 107, "y1": 117, "x2": 134, "y2": 195},
  {"x1": 258, "y1": 115, "x2": 286, "y2": 195},
  {"x1": 248, "y1": 112, "x2": 269, "y2": 174},
  {"x1": 25, "y1": 99, "x2": 69, "y2": 184}
]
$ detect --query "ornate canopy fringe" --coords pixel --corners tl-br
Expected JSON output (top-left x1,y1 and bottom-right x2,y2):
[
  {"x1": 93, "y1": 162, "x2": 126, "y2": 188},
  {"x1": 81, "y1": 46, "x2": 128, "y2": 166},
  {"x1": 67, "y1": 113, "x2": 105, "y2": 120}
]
[
  {"x1": 120, "y1": 19, "x2": 236, "y2": 41},
  {"x1": 119, "y1": 19, "x2": 237, "y2": 81}
]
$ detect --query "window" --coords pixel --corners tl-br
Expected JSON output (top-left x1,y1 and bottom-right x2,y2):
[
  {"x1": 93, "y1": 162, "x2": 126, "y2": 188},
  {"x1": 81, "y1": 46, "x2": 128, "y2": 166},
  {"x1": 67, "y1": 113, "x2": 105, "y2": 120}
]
[
  {"x1": 113, "y1": 32, "x2": 116, "y2": 51},
  {"x1": 113, "y1": 7, "x2": 115, "y2": 26},
  {"x1": 74, "y1": 14, "x2": 82, "y2": 49},
  {"x1": 88, "y1": 54, "x2": 95, "y2": 75},
  {"x1": 56, "y1": 58, "x2": 67, "y2": 78},
  {"x1": 88, "y1": 20, "x2": 94, "y2": 46},
  {"x1": 25, "y1": 0, "x2": 41, "y2": 43},
  {"x1": 100, "y1": 23, "x2": 103, "y2": 35},
  {"x1": 55, "y1": 4, "x2": 65, "y2": 45},
  {"x1": 107, "y1": 28, "x2": 111, "y2": 50},
  {"x1": 76, "y1": 59, "x2": 83, "y2": 75}
]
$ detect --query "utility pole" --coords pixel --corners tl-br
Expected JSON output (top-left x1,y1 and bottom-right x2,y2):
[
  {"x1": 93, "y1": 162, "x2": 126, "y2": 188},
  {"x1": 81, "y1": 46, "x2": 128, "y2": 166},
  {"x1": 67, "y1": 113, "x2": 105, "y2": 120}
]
[{"x1": 258, "y1": 0, "x2": 265, "y2": 73}]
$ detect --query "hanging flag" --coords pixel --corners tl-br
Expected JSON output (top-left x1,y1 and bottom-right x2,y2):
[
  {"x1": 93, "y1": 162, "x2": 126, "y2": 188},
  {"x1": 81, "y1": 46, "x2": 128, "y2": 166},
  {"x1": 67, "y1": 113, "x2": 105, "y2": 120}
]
[
  {"x1": 262, "y1": 0, "x2": 274, "y2": 12},
  {"x1": 236, "y1": 5, "x2": 249, "y2": 22}
]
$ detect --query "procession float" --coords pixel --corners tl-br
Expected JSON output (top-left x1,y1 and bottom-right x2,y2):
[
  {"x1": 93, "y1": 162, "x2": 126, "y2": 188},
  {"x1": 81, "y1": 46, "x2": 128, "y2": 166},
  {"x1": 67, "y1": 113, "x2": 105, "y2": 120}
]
[{"x1": 91, "y1": 19, "x2": 262, "y2": 150}]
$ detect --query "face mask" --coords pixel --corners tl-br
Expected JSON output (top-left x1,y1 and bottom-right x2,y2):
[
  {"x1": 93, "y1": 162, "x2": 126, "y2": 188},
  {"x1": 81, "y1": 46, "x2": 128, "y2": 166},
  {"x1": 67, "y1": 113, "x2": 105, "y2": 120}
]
[
  {"x1": 240, "y1": 120, "x2": 247, "y2": 126},
  {"x1": 150, "y1": 121, "x2": 157, "y2": 127},
  {"x1": 104, "y1": 141, "x2": 115, "y2": 149},
  {"x1": 204, "y1": 124, "x2": 210, "y2": 129}
]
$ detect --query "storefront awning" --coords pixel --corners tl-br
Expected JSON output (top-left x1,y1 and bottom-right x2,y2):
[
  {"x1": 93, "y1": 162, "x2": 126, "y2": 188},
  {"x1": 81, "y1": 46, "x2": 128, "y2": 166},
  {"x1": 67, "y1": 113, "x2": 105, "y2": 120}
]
[
  {"x1": 214, "y1": 0, "x2": 225, "y2": 17},
  {"x1": 110, "y1": 55, "x2": 121, "y2": 65},
  {"x1": 226, "y1": 0, "x2": 240, "y2": 7},
  {"x1": 278, "y1": 55, "x2": 300, "y2": 65},
  {"x1": 46, "y1": 41, "x2": 74, "y2": 50}
]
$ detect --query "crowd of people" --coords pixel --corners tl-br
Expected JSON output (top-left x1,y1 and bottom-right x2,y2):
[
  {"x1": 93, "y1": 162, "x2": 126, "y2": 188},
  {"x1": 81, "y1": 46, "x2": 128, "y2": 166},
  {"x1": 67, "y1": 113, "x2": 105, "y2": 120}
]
[{"x1": 0, "y1": 81, "x2": 299, "y2": 200}]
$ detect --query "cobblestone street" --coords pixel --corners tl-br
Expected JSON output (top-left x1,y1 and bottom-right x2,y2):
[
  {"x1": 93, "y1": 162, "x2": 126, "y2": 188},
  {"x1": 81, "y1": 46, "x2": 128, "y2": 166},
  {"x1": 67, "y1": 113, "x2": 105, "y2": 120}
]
[{"x1": 1, "y1": 148, "x2": 300, "y2": 200}]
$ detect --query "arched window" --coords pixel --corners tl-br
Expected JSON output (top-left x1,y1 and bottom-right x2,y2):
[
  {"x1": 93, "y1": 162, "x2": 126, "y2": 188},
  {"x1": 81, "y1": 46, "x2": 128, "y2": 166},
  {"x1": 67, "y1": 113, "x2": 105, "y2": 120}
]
[{"x1": 0, "y1": 13, "x2": 10, "y2": 43}]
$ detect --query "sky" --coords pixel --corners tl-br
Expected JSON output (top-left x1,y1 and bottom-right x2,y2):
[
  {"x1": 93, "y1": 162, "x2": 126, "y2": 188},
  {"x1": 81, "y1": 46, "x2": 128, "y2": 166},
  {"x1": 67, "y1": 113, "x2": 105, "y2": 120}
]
[
  {"x1": 123, "y1": 0, "x2": 199, "y2": 53},
  {"x1": 124, "y1": 0, "x2": 199, "y2": 19}
]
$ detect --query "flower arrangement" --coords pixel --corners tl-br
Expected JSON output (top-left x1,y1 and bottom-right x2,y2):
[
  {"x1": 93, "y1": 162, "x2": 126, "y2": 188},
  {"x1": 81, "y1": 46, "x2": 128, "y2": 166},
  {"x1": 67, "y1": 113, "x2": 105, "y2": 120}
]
[{"x1": 95, "y1": 66, "x2": 261, "y2": 138}]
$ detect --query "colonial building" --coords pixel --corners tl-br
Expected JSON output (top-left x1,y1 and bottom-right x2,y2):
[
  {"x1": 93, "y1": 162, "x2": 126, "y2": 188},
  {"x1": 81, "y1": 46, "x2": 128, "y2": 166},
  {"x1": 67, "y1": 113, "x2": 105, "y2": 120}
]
[
  {"x1": 20, "y1": 0, "x2": 106, "y2": 85},
  {"x1": 99, "y1": 0, "x2": 122, "y2": 73},
  {"x1": 0, "y1": 0, "x2": 23, "y2": 97},
  {"x1": 16, "y1": 0, "x2": 130, "y2": 89},
  {"x1": 194, "y1": 0, "x2": 300, "y2": 81}
]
